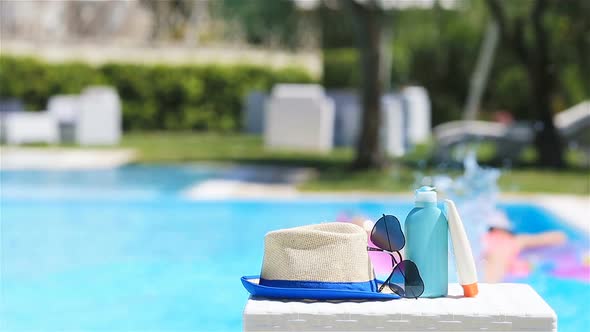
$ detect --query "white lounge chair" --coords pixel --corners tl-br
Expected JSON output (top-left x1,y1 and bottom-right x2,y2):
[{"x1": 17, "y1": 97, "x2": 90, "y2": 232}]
[
  {"x1": 264, "y1": 84, "x2": 335, "y2": 152},
  {"x1": 382, "y1": 94, "x2": 406, "y2": 157},
  {"x1": 243, "y1": 91, "x2": 267, "y2": 134},
  {"x1": 433, "y1": 101, "x2": 590, "y2": 162},
  {"x1": 326, "y1": 88, "x2": 431, "y2": 150},
  {"x1": 47, "y1": 94, "x2": 80, "y2": 142},
  {"x1": 402, "y1": 86, "x2": 431, "y2": 145},
  {"x1": 0, "y1": 98, "x2": 25, "y2": 142},
  {"x1": 433, "y1": 120, "x2": 533, "y2": 162},
  {"x1": 554, "y1": 101, "x2": 590, "y2": 151},
  {"x1": 3, "y1": 111, "x2": 59, "y2": 145},
  {"x1": 47, "y1": 95, "x2": 79, "y2": 125},
  {"x1": 327, "y1": 90, "x2": 361, "y2": 147},
  {"x1": 76, "y1": 86, "x2": 122, "y2": 146}
]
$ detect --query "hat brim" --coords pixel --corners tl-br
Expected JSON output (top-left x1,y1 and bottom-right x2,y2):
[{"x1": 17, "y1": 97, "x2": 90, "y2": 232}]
[{"x1": 241, "y1": 276, "x2": 400, "y2": 300}]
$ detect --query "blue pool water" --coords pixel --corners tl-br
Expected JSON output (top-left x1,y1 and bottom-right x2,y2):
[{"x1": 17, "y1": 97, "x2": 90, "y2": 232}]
[{"x1": 1, "y1": 166, "x2": 588, "y2": 331}]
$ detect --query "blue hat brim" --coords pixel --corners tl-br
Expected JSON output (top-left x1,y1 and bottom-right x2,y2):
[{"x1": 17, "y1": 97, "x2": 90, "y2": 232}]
[{"x1": 241, "y1": 276, "x2": 400, "y2": 300}]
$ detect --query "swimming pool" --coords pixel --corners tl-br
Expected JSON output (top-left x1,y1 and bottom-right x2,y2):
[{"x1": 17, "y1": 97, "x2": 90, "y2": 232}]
[{"x1": 1, "y1": 166, "x2": 588, "y2": 331}]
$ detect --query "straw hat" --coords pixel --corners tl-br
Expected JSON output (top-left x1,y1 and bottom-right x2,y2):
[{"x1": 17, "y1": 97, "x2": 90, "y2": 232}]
[{"x1": 241, "y1": 223, "x2": 399, "y2": 300}]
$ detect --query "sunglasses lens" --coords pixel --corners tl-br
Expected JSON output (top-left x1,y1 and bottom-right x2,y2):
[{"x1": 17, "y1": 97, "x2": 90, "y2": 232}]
[
  {"x1": 371, "y1": 215, "x2": 405, "y2": 252},
  {"x1": 389, "y1": 260, "x2": 424, "y2": 298},
  {"x1": 369, "y1": 249, "x2": 395, "y2": 279}
]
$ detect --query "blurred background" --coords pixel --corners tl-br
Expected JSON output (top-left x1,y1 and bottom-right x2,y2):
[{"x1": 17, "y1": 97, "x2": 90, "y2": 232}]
[
  {"x1": 1, "y1": 0, "x2": 588, "y2": 176},
  {"x1": 1, "y1": 0, "x2": 589, "y2": 331}
]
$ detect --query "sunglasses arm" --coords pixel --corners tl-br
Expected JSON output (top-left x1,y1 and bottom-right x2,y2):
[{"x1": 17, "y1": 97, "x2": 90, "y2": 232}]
[
  {"x1": 378, "y1": 269, "x2": 395, "y2": 292},
  {"x1": 367, "y1": 246, "x2": 383, "y2": 252}
]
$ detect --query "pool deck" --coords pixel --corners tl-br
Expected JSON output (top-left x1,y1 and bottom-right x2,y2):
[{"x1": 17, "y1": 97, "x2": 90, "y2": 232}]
[
  {"x1": 0, "y1": 147, "x2": 136, "y2": 170},
  {"x1": 516, "y1": 194, "x2": 589, "y2": 236}
]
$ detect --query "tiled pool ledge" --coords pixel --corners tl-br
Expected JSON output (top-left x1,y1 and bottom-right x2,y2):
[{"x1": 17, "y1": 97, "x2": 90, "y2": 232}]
[
  {"x1": 183, "y1": 179, "x2": 299, "y2": 199},
  {"x1": 520, "y1": 195, "x2": 590, "y2": 237},
  {"x1": 244, "y1": 283, "x2": 557, "y2": 331}
]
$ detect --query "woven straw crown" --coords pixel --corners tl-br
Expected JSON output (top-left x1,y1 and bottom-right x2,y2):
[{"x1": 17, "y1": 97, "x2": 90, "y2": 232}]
[{"x1": 260, "y1": 223, "x2": 375, "y2": 283}]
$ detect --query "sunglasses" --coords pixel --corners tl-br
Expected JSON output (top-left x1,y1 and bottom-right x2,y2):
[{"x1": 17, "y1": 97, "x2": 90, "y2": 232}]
[{"x1": 367, "y1": 214, "x2": 425, "y2": 299}]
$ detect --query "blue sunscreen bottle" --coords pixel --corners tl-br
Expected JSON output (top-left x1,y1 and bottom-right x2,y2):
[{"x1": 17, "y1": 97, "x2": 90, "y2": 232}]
[{"x1": 404, "y1": 186, "x2": 448, "y2": 297}]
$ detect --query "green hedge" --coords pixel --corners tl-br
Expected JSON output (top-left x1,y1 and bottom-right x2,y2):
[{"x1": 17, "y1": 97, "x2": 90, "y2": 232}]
[
  {"x1": 0, "y1": 56, "x2": 314, "y2": 131},
  {"x1": 322, "y1": 48, "x2": 360, "y2": 89}
]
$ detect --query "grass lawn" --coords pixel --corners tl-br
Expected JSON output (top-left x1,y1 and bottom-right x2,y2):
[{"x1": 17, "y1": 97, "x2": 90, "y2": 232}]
[{"x1": 121, "y1": 132, "x2": 589, "y2": 195}]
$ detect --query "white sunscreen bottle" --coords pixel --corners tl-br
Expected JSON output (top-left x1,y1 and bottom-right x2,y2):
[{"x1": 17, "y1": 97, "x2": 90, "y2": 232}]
[{"x1": 444, "y1": 199, "x2": 479, "y2": 297}]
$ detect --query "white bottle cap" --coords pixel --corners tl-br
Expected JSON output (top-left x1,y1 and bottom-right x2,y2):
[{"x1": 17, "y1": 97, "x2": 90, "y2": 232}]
[
  {"x1": 415, "y1": 186, "x2": 437, "y2": 203},
  {"x1": 444, "y1": 199, "x2": 478, "y2": 296}
]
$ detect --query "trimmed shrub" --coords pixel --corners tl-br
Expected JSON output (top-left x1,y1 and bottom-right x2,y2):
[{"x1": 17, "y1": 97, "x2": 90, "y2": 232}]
[{"x1": 0, "y1": 56, "x2": 314, "y2": 131}]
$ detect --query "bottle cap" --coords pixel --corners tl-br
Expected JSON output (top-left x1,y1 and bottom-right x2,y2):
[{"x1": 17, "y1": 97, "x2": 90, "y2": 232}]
[
  {"x1": 415, "y1": 186, "x2": 437, "y2": 203},
  {"x1": 462, "y1": 283, "x2": 479, "y2": 297}
]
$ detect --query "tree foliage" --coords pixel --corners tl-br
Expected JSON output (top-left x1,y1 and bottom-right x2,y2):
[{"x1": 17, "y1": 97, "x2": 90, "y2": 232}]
[
  {"x1": 485, "y1": 0, "x2": 589, "y2": 167},
  {"x1": 321, "y1": 0, "x2": 588, "y2": 127},
  {"x1": 215, "y1": 0, "x2": 303, "y2": 48},
  {"x1": 139, "y1": 0, "x2": 196, "y2": 40}
]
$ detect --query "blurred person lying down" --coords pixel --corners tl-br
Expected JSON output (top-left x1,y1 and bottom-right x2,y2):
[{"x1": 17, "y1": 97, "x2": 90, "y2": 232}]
[{"x1": 483, "y1": 210, "x2": 567, "y2": 283}]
